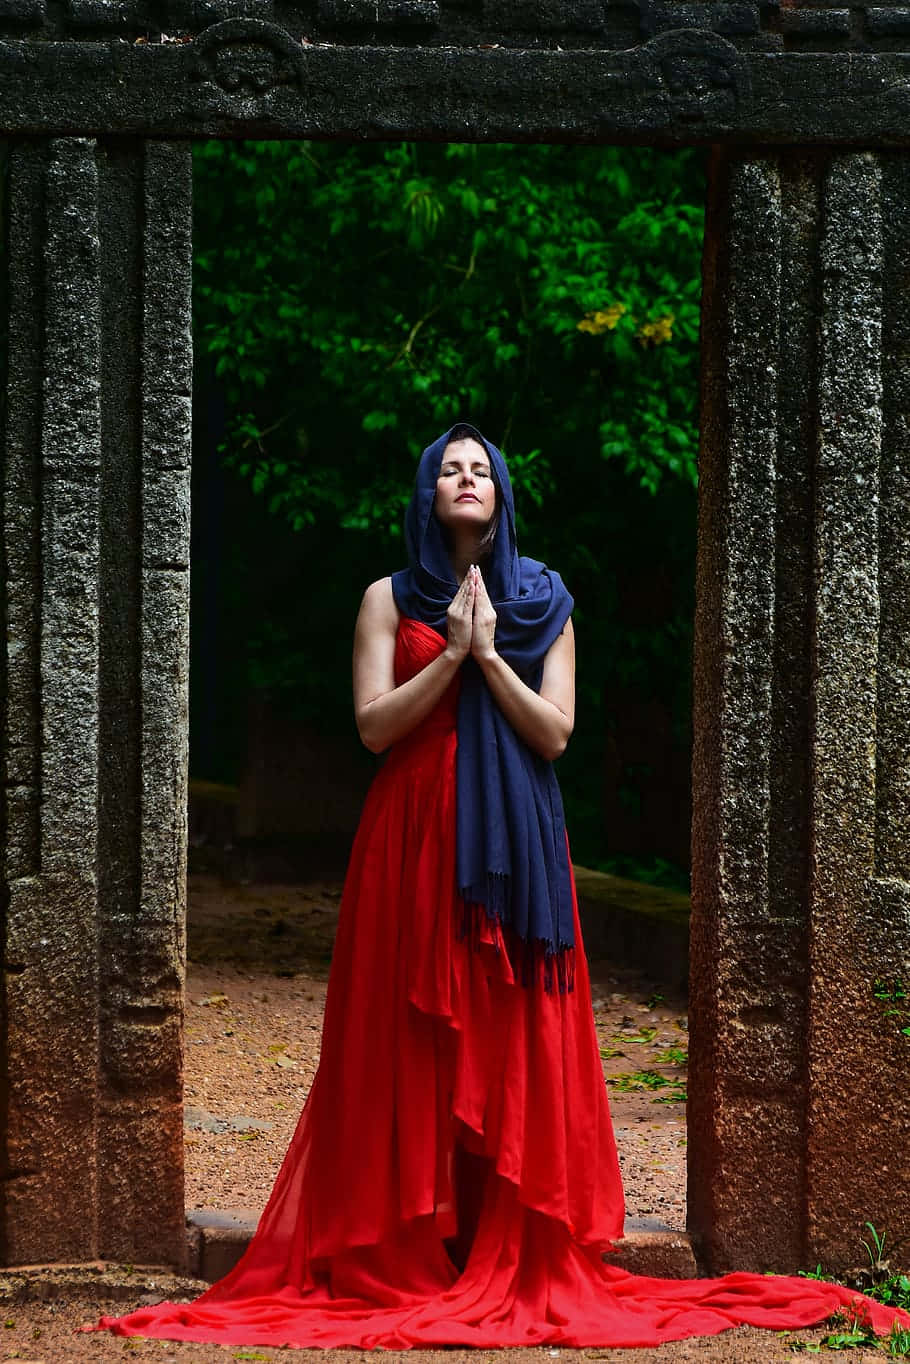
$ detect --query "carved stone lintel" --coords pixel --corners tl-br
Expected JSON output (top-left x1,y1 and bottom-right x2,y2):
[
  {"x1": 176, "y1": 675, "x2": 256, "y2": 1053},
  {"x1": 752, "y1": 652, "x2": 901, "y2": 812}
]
[
  {"x1": 641, "y1": 28, "x2": 751, "y2": 124},
  {"x1": 190, "y1": 16, "x2": 303, "y2": 94}
]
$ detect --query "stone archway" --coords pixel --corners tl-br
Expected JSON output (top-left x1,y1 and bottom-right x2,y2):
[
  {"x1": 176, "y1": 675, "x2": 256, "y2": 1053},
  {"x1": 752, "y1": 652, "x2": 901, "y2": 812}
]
[{"x1": 1, "y1": 2, "x2": 909, "y2": 1278}]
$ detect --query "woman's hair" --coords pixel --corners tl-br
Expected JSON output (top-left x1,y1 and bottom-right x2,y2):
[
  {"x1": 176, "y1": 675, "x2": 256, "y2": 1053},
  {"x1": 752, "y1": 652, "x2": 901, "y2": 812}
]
[{"x1": 442, "y1": 424, "x2": 502, "y2": 560}]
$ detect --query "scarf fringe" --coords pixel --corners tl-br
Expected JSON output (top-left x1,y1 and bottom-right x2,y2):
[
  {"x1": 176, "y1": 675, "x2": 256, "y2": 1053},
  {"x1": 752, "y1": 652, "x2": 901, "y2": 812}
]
[{"x1": 457, "y1": 892, "x2": 576, "y2": 996}]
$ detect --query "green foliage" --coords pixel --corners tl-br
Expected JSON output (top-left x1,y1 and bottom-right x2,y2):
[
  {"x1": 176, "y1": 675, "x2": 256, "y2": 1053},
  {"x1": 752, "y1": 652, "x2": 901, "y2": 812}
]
[
  {"x1": 613, "y1": 1025, "x2": 658, "y2": 1044},
  {"x1": 652, "y1": 1044, "x2": 688, "y2": 1066},
  {"x1": 789, "y1": 1226, "x2": 910, "y2": 1356},
  {"x1": 194, "y1": 139, "x2": 703, "y2": 527},
  {"x1": 191, "y1": 140, "x2": 705, "y2": 874},
  {"x1": 873, "y1": 980, "x2": 910, "y2": 1039},
  {"x1": 786, "y1": 1312, "x2": 910, "y2": 1356},
  {"x1": 606, "y1": 1069, "x2": 687, "y2": 1103}
]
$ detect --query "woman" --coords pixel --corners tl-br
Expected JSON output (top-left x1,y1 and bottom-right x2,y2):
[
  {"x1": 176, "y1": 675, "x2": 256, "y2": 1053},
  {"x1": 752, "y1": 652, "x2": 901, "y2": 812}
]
[{"x1": 89, "y1": 423, "x2": 909, "y2": 1349}]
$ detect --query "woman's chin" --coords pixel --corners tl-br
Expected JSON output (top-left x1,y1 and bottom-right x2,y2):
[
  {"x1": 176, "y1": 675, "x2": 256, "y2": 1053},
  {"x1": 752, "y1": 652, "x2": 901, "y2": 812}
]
[{"x1": 439, "y1": 508, "x2": 493, "y2": 532}]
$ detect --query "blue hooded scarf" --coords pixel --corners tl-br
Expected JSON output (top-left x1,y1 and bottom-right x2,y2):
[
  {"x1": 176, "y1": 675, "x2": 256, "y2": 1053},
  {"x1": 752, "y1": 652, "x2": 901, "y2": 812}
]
[{"x1": 390, "y1": 423, "x2": 576, "y2": 990}]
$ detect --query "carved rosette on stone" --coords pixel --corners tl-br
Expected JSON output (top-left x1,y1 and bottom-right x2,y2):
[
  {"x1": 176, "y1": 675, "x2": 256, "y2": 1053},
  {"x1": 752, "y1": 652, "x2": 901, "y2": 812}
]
[
  {"x1": 189, "y1": 18, "x2": 305, "y2": 118},
  {"x1": 641, "y1": 29, "x2": 751, "y2": 126}
]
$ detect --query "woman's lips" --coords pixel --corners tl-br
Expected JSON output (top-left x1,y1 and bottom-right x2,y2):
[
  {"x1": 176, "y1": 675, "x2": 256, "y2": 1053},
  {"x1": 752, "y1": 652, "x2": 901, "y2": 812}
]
[{"x1": 455, "y1": 494, "x2": 480, "y2": 502}]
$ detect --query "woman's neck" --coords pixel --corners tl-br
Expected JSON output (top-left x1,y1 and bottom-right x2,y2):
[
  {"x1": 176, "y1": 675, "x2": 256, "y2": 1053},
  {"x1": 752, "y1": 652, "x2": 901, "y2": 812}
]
[{"x1": 452, "y1": 530, "x2": 483, "y2": 582}]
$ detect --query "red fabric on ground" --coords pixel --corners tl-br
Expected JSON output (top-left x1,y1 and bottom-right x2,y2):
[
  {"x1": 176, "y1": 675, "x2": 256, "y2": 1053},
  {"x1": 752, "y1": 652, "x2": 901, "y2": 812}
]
[{"x1": 86, "y1": 618, "x2": 910, "y2": 1349}]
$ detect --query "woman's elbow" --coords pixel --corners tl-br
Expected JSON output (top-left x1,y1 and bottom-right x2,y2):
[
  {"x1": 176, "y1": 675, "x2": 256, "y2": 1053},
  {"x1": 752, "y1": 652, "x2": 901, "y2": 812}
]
[
  {"x1": 360, "y1": 733, "x2": 386, "y2": 755},
  {"x1": 355, "y1": 711, "x2": 388, "y2": 755},
  {"x1": 547, "y1": 719, "x2": 574, "y2": 762}
]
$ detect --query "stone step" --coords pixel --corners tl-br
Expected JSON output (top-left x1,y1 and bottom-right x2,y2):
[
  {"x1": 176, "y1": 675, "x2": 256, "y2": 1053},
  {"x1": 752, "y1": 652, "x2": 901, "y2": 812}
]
[
  {"x1": 0, "y1": 1214, "x2": 700, "y2": 1305},
  {"x1": 185, "y1": 1207, "x2": 699, "y2": 1285}
]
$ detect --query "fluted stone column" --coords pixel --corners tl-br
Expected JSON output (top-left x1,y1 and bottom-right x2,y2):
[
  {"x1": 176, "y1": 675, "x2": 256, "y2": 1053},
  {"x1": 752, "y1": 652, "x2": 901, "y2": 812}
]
[
  {"x1": 0, "y1": 137, "x2": 192, "y2": 1266},
  {"x1": 690, "y1": 148, "x2": 910, "y2": 1276}
]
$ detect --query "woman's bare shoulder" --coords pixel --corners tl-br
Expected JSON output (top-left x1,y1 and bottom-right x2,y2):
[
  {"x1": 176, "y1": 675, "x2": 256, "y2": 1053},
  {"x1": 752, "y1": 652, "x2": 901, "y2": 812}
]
[{"x1": 358, "y1": 576, "x2": 399, "y2": 628}]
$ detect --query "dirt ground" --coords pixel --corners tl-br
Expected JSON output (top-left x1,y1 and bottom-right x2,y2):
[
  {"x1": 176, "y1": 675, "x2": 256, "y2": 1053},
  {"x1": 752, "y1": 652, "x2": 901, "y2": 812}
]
[
  {"x1": 0, "y1": 1308, "x2": 859, "y2": 1364},
  {"x1": 0, "y1": 873, "x2": 859, "y2": 1363}
]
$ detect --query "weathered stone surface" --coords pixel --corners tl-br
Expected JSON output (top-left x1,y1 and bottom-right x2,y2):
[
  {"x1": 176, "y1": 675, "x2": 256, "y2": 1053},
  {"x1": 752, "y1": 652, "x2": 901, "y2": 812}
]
[
  {"x1": 96, "y1": 139, "x2": 191, "y2": 1266},
  {"x1": 185, "y1": 1208, "x2": 261, "y2": 1282},
  {"x1": 805, "y1": 152, "x2": 910, "y2": 1268},
  {"x1": 604, "y1": 1218, "x2": 700, "y2": 1279},
  {"x1": 1, "y1": 138, "x2": 191, "y2": 1268},
  {"x1": 643, "y1": 2, "x2": 761, "y2": 37},
  {"x1": 4, "y1": 873, "x2": 99, "y2": 1261},
  {"x1": 2, "y1": 42, "x2": 910, "y2": 142},
  {"x1": 319, "y1": 0, "x2": 438, "y2": 25},
  {"x1": 98, "y1": 1101, "x2": 186, "y2": 1262},
  {"x1": 867, "y1": 5, "x2": 910, "y2": 34},
  {"x1": 690, "y1": 151, "x2": 800, "y2": 1275},
  {"x1": 0, "y1": 140, "x2": 103, "y2": 1264},
  {"x1": 690, "y1": 148, "x2": 910, "y2": 1276},
  {"x1": 0, "y1": 1264, "x2": 206, "y2": 1304},
  {"x1": 482, "y1": 0, "x2": 606, "y2": 31},
  {"x1": 779, "y1": 6, "x2": 851, "y2": 35},
  {"x1": 0, "y1": 0, "x2": 909, "y2": 55}
]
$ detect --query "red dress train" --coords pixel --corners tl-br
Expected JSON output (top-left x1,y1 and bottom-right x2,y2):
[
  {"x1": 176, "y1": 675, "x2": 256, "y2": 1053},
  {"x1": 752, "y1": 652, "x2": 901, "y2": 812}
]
[{"x1": 88, "y1": 618, "x2": 910, "y2": 1349}]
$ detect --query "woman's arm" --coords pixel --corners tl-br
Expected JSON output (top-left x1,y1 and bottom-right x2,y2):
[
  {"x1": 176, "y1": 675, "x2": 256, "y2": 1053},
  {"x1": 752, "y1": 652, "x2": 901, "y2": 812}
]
[
  {"x1": 352, "y1": 575, "x2": 475, "y2": 754},
  {"x1": 471, "y1": 569, "x2": 575, "y2": 762}
]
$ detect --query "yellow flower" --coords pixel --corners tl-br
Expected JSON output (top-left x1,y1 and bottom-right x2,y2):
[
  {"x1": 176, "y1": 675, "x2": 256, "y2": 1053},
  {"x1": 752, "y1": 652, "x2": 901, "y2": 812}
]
[
  {"x1": 637, "y1": 313, "x2": 675, "y2": 347},
  {"x1": 577, "y1": 301, "x2": 627, "y2": 335},
  {"x1": 599, "y1": 302, "x2": 627, "y2": 330}
]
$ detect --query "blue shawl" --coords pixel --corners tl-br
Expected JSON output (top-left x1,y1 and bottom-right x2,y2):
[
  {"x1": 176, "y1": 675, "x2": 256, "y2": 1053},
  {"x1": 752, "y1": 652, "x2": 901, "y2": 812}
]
[{"x1": 390, "y1": 424, "x2": 576, "y2": 989}]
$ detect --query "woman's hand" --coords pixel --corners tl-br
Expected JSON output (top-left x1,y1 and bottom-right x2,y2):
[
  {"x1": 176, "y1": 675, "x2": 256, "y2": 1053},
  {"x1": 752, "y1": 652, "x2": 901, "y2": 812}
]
[
  {"x1": 446, "y1": 570, "x2": 476, "y2": 661},
  {"x1": 470, "y1": 566, "x2": 497, "y2": 662}
]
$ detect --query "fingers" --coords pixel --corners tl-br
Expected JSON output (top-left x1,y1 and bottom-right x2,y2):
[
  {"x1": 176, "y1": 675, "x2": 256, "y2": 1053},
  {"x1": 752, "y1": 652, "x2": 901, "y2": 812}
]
[
  {"x1": 448, "y1": 570, "x2": 475, "y2": 638},
  {"x1": 469, "y1": 565, "x2": 490, "y2": 608},
  {"x1": 451, "y1": 566, "x2": 488, "y2": 619},
  {"x1": 459, "y1": 573, "x2": 475, "y2": 609}
]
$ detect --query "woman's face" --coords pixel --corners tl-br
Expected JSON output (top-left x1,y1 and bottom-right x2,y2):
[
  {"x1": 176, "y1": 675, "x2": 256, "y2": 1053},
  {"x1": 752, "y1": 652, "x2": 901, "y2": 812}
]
[{"x1": 434, "y1": 438, "x2": 497, "y2": 534}]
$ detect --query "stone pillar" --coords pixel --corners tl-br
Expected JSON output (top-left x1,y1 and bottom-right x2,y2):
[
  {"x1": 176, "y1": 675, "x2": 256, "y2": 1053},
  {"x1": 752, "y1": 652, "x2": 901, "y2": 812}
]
[
  {"x1": 690, "y1": 148, "x2": 910, "y2": 1275},
  {"x1": 0, "y1": 137, "x2": 192, "y2": 1266}
]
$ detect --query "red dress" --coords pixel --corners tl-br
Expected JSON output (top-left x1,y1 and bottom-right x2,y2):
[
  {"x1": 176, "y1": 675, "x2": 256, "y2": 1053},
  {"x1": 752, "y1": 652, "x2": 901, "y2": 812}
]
[{"x1": 88, "y1": 618, "x2": 910, "y2": 1348}]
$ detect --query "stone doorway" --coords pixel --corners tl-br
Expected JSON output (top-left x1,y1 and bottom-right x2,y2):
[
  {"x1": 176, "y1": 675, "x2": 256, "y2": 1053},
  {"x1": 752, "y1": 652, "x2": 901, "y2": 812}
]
[{"x1": 1, "y1": 4, "x2": 909, "y2": 1280}]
